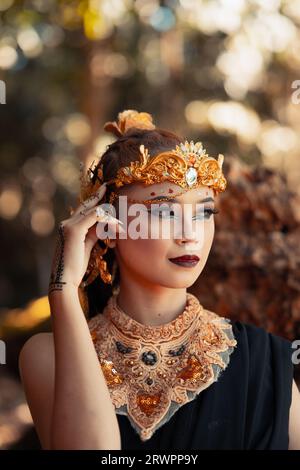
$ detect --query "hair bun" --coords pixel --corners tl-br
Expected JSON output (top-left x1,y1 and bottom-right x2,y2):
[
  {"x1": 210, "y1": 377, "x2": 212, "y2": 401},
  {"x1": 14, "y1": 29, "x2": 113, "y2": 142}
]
[{"x1": 103, "y1": 109, "x2": 156, "y2": 137}]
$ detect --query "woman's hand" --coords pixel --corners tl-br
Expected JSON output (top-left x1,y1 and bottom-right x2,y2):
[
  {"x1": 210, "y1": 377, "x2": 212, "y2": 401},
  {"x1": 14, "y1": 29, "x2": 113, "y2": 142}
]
[{"x1": 48, "y1": 183, "x2": 124, "y2": 294}]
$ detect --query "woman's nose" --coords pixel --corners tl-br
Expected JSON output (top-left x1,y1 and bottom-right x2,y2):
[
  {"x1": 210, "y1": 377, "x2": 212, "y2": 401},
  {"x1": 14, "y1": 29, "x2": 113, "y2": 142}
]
[{"x1": 174, "y1": 215, "x2": 204, "y2": 249}]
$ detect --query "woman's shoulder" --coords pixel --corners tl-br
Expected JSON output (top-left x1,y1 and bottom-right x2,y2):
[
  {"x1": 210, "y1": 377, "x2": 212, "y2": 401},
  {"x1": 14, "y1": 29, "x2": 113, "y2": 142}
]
[
  {"x1": 230, "y1": 319, "x2": 293, "y2": 354},
  {"x1": 227, "y1": 320, "x2": 295, "y2": 449},
  {"x1": 227, "y1": 319, "x2": 294, "y2": 386}
]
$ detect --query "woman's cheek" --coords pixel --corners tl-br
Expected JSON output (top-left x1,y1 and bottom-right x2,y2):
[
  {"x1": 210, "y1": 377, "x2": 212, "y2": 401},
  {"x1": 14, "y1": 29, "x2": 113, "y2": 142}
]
[
  {"x1": 203, "y1": 219, "x2": 215, "y2": 254},
  {"x1": 116, "y1": 237, "x2": 166, "y2": 270}
]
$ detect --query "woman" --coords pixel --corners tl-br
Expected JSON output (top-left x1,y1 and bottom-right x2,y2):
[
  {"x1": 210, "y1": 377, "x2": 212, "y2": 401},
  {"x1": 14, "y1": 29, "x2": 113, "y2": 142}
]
[{"x1": 18, "y1": 109, "x2": 300, "y2": 450}]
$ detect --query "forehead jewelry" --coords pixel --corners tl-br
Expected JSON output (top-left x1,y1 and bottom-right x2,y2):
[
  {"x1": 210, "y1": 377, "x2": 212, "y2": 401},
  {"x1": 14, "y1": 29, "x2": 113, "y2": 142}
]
[{"x1": 125, "y1": 189, "x2": 190, "y2": 205}]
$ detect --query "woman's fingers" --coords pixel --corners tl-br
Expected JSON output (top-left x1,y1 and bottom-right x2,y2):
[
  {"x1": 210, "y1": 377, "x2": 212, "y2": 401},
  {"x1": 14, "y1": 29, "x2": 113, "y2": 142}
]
[
  {"x1": 95, "y1": 206, "x2": 124, "y2": 224},
  {"x1": 72, "y1": 183, "x2": 107, "y2": 217},
  {"x1": 77, "y1": 204, "x2": 125, "y2": 234},
  {"x1": 84, "y1": 225, "x2": 99, "y2": 254}
]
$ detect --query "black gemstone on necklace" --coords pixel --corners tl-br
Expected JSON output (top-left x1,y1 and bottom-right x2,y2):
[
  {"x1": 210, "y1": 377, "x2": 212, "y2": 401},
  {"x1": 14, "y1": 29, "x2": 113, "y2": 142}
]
[
  {"x1": 146, "y1": 378, "x2": 153, "y2": 385},
  {"x1": 141, "y1": 351, "x2": 157, "y2": 366},
  {"x1": 169, "y1": 344, "x2": 186, "y2": 356},
  {"x1": 115, "y1": 340, "x2": 133, "y2": 354}
]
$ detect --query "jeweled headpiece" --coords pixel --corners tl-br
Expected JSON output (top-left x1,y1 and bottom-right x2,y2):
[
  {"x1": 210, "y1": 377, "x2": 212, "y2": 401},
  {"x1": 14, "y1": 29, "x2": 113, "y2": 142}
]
[
  {"x1": 108, "y1": 140, "x2": 226, "y2": 192},
  {"x1": 80, "y1": 109, "x2": 227, "y2": 205}
]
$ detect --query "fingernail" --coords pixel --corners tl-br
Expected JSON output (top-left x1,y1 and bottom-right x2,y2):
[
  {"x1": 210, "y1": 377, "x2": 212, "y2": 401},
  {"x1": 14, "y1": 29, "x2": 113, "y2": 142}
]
[
  {"x1": 105, "y1": 213, "x2": 123, "y2": 224},
  {"x1": 108, "y1": 215, "x2": 123, "y2": 224}
]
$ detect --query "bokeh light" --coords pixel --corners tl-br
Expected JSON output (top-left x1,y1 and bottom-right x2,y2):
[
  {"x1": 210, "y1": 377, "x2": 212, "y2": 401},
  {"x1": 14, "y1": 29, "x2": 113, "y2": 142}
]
[{"x1": 1, "y1": 0, "x2": 300, "y2": 450}]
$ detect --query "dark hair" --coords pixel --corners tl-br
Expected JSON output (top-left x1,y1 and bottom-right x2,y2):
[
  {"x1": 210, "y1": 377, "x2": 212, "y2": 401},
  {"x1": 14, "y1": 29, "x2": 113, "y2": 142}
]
[{"x1": 85, "y1": 126, "x2": 184, "y2": 318}]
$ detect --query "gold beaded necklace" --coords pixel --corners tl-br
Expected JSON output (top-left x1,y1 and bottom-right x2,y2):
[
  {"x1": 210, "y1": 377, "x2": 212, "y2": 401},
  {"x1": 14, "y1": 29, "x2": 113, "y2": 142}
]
[{"x1": 88, "y1": 292, "x2": 237, "y2": 442}]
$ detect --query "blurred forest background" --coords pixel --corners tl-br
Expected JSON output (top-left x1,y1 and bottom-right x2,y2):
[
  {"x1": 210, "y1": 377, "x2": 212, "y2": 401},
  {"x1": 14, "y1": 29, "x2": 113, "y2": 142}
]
[{"x1": 1, "y1": 0, "x2": 300, "y2": 449}]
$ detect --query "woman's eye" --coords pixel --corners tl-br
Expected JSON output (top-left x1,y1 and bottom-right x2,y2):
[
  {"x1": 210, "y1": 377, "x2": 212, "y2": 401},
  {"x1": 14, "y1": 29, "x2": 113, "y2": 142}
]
[
  {"x1": 194, "y1": 208, "x2": 219, "y2": 220},
  {"x1": 146, "y1": 207, "x2": 219, "y2": 219},
  {"x1": 147, "y1": 208, "x2": 176, "y2": 218}
]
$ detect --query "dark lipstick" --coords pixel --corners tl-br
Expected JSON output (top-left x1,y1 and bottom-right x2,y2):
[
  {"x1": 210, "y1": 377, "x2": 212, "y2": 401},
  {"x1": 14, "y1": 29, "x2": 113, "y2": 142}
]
[{"x1": 168, "y1": 255, "x2": 200, "y2": 267}]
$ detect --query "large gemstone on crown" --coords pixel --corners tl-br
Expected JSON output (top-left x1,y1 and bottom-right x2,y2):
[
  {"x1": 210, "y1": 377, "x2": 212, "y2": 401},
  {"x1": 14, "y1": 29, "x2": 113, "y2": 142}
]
[{"x1": 185, "y1": 167, "x2": 198, "y2": 187}]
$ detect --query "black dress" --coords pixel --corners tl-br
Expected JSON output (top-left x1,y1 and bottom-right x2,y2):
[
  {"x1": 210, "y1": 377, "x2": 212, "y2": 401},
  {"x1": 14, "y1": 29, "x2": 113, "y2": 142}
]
[{"x1": 117, "y1": 320, "x2": 295, "y2": 450}]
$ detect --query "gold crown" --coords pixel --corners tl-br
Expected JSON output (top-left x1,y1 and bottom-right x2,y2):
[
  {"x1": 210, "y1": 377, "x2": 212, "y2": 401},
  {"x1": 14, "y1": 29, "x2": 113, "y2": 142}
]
[
  {"x1": 79, "y1": 109, "x2": 227, "y2": 205},
  {"x1": 100, "y1": 109, "x2": 226, "y2": 193},
  {"x1": 103, "y1": 140, "x2": 226, "y2": 193}
]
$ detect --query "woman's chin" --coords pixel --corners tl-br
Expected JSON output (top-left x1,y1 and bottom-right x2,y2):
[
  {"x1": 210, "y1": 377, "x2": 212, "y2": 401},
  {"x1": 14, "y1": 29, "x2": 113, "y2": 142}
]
[{"x1": 157, "y1": 271, "x2": 201, "y2": 289}]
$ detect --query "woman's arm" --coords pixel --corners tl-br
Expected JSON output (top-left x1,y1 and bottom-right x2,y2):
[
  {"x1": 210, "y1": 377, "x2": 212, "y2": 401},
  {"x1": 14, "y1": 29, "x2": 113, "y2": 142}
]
[
  {"x1": 49, "y1": 284, "x2": 121, "y2": 450},
  {"x1": 48, "y1": 183, "x2": 124, "y2": 450},
  {"x1": 288, "y1": 379, "x2": 300, "y2": 450}
]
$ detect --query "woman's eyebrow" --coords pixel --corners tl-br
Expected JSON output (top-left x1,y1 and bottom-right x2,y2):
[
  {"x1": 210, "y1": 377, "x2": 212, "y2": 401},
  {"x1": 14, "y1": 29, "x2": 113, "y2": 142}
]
[{"x1": 146, "y1": 196, "x2": 215, "y2": 203}]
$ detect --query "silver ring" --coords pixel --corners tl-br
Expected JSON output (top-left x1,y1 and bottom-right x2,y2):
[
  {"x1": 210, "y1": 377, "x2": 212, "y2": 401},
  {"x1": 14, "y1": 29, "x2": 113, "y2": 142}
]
[{"x1": 96, "y1": 206, "x2": 110, "y2": 221}]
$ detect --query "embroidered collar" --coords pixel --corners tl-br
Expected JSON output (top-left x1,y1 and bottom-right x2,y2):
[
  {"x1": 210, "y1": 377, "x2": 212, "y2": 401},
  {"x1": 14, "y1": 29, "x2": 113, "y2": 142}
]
[{"x1": 88, "y1": 292, "x2": 237, "y2": 442}]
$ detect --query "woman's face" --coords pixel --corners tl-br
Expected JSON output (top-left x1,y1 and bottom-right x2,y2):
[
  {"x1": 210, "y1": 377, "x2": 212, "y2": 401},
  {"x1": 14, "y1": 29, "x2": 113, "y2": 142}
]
[{"x1": 111, "y1": 181, "x2": 216, "y2": 289}]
